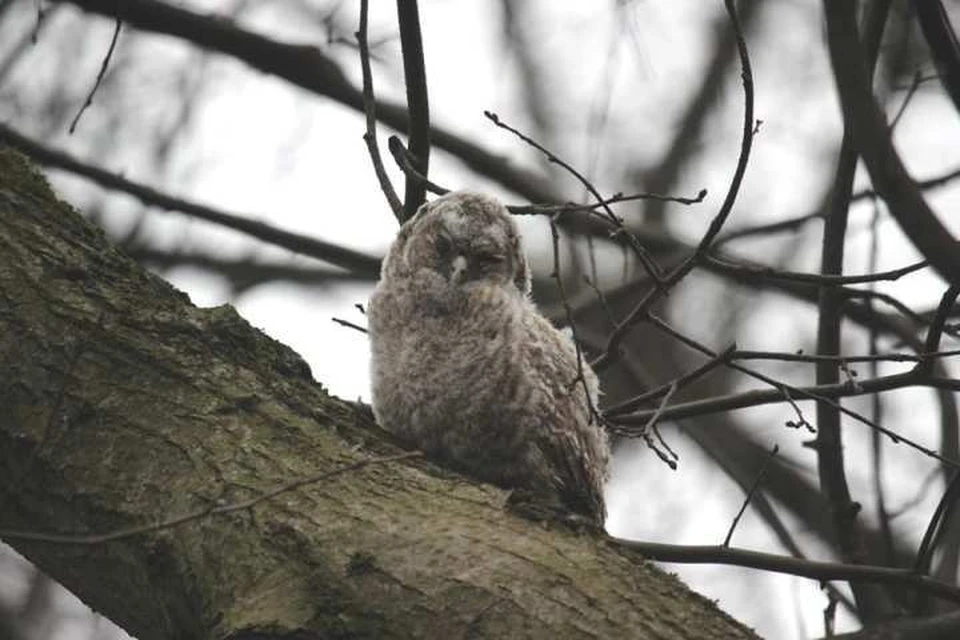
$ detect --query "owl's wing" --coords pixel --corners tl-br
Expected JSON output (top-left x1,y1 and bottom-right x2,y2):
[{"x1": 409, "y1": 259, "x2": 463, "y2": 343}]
[{"x1": 529, "y1": 408, "x2": 607, "y2": 524}]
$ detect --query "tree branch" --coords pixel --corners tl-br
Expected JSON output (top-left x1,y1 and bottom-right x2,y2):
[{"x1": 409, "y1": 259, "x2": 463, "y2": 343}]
[
  {"x1": 0, "y1": 123, "x2": 381, "y2": 276},
  {"x1": 824, "y1": 2, "x2": 960, "y2": 285},
  {"x1": 395, "y1": 0, "x2": 430, "y2": 220},
  {"x1": 54, "y1": 0, "x2": 559, "y2": 204},
  {"x1": 0, "y1": 151, "x2": 760, "y2": 639},
  {"x1": 612, "y1": 538, "x2": 960, "y2": 605}
]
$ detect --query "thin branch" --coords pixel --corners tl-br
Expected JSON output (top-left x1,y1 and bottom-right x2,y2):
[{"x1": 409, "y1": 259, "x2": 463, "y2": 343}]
[
  {"x1": 889, "y1": 69, "x2": 925, "y2": 130},
  {"x1": 612, "y1": 314, "x2": 960, "y2": 467},
  {"x1": 387, "y1": 135, "x2": 448, "y2": 197},
  {"x1": 484, "y1": 110, "x2": 667, "y2": 285},
  {"x1": 0, "y1": 124, "x2": 381, "y2": 276},
  {"x1": 608, "y1": 537, "x2": 960, "y2": 604},
  {"x1": 383, "y1": 138, "x2": 708, "y2": 214},
  {"x1": 921, "y1": 288, "x2": 960, "y2": 587},
  {"x1": 57, "y1": 0, "x2": 560, "y2": 204},
  {"x1": 331, "y1": 317, "x2": 368, "y2": 334},
  {"x1": 69, "y1": 16, "x2": 122, "y2": 133},
  {"x1": 608, "y1": 382, "x2": 679, "y2": 469},
  {"x1": 604, "y1": 344, "x2": 735, "y2": 417},
  {"x1": 508, "y1": 188, "x2": 708, "y2": 214},
  {"x1": 723, "y1": 444, "x2": 778, "y2": 547},
  {"x1": 610, "y1": 369, "x2": 960, "y2": 426},
  {"x1": 593, "y1": 0, "x2": 755, "y2": 371},
  {"x1": 815, "y1": 0, "x2": 890, "y2": 610},
  {"x1": 917, "y1": 284, "x2": 960, "y2": 376},
  {"x1": 357, "y1": 0, "x2": 402, "y2": 220},
  {"x1": 547, "y1": 216, "x2": 599, "y2": 425},
  {"x1": 702, "y1": 255, "x2": 927, "y2": 286},
  {"x1": 730, "y1": 348, "x2": 960, "y2": 365},
  {"x1": 913, "y1": 470, "x2": 960, "y2": 611}
]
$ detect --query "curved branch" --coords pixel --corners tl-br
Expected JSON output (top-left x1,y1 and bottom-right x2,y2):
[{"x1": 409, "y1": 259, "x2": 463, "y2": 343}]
[
  {"x1": 915, "y1": 0, "x2": 960, "y2": 114},
  {"x1": 357, "y1": 0, "x2": 402, "y2": 220},
  {"x1": 593, "y1": 0, "x2": 755, "y2": 370},
  {"x1": 824, "y1": 3, "x2": 960, "y2": 285}
]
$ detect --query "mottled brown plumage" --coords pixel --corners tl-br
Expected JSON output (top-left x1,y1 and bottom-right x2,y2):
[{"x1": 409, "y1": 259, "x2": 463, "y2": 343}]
[{"x1": 368, "y1": 191, "x2": 609, "y2": 524}]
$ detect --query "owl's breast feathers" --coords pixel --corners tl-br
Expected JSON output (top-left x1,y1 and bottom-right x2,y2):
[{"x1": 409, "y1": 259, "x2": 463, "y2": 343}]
[{"x1": 369, "y1": 276, "x2": 607, "y2": 523}]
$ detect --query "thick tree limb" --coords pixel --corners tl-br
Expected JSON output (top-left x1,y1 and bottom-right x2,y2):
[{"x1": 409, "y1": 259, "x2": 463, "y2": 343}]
[
  {"x1": 0, "y1": 149, "x2": 758, "y2": 639},
  {"x1": 915, "y1": 1, "x2": 960, "y2": 114},
  {"x1": 815, "y1": 2, "x2": 894, "y2": 620}
]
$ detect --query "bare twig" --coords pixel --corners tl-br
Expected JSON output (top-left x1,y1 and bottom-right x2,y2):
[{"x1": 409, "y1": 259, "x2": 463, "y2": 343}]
[
  {"x1": 593, "y1": 0, "x2": 755, "y2": 371},
  {"x1": 357, "y1": 0, "x2": 402, "y2": 220},
  {"x1": 723, "y1": 444, "x2": 778, "y2": 547},
  {"x1": 331, "y1": 317, "x2": 368, "y2": 334},
  {"x1": 383, "y1": 143, "x2": 707, "y2": 216},
  {"x1": 604, "y1": 344, "x2": 735, "y2": 417},
  {"x1": 913, "y1": 470, "x2": 960, "y2": 607},
  {"x1": 547, "y1": 216, "x2": 599, "y2": 425},
  {"x1": 609, "y1": 382, "x2": 680, "y2": 469},
  {"x1": 702, "y1": 256, "x2": 927, "y2": 286},
  {"x1": 611, "y1": 313, "x2": 960, "y2": 468},
  {"x1": 611, "y1": 370, "x2": 960, "y2": 429},
  {"x1": 509, "y1": 188, "x2": 707, "y2": 214},
  {"x1": 484, "y1": 110, "x2": 667, "y2": 285},
  {"x1": 730, "y1": 348, "x2": 960, "y2": 366},
  {"x1": 69, "y1": 17, "x2": 122, "y2": 133},
  {"x1": 609, "y1": 537, "x2": 960, "y2": 604},
  {"x1": 889, "y1": 69, "x2": 925, "y2": 130},
  {"x1": 387, "y1": 135, "x2": 448, "y2": 197}
]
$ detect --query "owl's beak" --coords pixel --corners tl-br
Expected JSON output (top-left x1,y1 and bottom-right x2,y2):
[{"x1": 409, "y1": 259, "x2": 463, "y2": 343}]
[{"x1": 450, "y1": 255, "x2": 468, "y2": 284}]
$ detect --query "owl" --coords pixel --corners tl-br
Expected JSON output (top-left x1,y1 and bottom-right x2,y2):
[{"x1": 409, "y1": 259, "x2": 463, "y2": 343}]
[{"x1": 368, "y1": 191, "x2": 610, "y2": 525}]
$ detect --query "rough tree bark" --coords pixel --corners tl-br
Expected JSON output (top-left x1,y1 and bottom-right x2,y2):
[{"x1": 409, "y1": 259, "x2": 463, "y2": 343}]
[{"x1": 0, "y1": 149, "x2": 758, "y2": 640}]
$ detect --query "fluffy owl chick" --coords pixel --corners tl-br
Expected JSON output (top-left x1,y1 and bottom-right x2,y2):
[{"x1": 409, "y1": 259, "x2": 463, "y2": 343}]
[{"x1": 368, "y1": 191, "x2": 610, "y2": 524}]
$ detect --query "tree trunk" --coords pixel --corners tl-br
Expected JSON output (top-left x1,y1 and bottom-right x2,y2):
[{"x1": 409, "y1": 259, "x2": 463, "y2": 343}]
[{"x1": 0, "y1": 149, "x2": 759, "y2": 639}]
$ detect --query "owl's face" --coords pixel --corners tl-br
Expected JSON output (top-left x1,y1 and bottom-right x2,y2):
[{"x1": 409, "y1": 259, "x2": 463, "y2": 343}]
[{"x1": 391, "y1": 192, "x2": 530, "y2": 294}]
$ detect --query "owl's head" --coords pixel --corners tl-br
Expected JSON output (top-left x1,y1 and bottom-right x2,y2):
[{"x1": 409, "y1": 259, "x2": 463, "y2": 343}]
[{"x1": 386, "y1": 191, "x2": 531, "y2": 295}]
